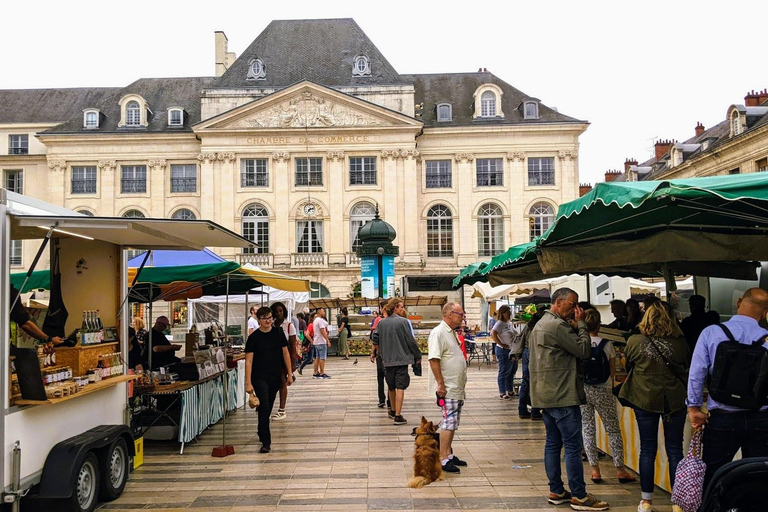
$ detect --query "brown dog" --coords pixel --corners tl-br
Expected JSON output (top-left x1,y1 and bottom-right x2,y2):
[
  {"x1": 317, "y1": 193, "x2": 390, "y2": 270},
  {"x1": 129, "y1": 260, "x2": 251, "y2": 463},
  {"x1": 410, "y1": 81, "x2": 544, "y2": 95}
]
[{"x1": 406, "y1": 417, "x2": 443, "y2": 488}]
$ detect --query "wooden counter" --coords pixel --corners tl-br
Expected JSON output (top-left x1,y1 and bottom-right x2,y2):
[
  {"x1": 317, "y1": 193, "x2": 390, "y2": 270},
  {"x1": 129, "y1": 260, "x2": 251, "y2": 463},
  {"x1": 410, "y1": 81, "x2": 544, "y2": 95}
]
[
  {"x1": 15, "y1": 374, "x2": 138, "y2": 406},
  {"x1": 55, "y1": 342, "x2": 120, "y2": 377}
]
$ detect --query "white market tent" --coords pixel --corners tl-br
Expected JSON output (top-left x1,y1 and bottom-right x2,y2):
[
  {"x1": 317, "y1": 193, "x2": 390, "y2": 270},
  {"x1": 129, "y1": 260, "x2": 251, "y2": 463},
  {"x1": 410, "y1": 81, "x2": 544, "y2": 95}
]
[{"x1": 471, "y1": 275, "x2": 663, "y2": 301}]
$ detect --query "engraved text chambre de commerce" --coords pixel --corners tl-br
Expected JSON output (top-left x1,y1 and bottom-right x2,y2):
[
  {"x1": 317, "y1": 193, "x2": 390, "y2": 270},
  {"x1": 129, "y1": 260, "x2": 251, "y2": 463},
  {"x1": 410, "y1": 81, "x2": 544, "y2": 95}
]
[{"x1": 245, "y1": 135, "x2": 371, "y2": 144}]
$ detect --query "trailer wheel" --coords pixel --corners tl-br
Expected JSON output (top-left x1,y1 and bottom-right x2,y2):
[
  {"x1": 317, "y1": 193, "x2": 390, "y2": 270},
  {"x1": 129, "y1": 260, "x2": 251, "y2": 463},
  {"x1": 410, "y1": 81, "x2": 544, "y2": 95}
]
[
  {"x1": 98, "y1": 438, "x2": 129, "y2": 502},
  {"x1": 70, "y1": 452, "x2": 99, "y2": 512}
]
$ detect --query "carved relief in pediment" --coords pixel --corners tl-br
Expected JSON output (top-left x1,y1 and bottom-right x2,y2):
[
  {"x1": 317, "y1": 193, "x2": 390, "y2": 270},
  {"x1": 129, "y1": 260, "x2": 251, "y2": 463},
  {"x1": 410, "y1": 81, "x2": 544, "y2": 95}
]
[{"x1": 231, "y1": 91, "x2": 388, "y2": 129}]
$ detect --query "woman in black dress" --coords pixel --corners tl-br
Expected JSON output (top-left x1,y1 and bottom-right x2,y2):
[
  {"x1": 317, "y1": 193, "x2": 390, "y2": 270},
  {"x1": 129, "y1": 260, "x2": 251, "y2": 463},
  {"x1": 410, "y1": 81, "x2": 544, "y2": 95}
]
[{"x1": 245, "y1": 306, "x2": 293, "y2": 453}]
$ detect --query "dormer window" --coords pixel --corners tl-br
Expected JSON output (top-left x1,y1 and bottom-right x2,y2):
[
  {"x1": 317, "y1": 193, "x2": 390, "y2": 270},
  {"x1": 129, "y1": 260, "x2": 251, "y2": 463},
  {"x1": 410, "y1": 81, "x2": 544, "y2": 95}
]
[
  {"x1": 524, "y1": 101, "x2": 539, "y2": 119},
  {"x1": 481, "y1": 91, "x2": 496, "y2": 117},
  {"x1": 473, "y1": 84, "x2": 504, "y2": 119},
  {"x1": 83, "y1": 109, "x2": 99, "y2": 129},
  {"x1": 247, "y1": 58, "x2": 266, "y2": 80},
  {"x1": 731, "y1": 110, "x2": 741, "y2": 137},
  {"x1": 168, "y1": 108, "x2": 184, "y2": 127},
  {"x1": 353, "y1": 55, "x2": 370, "y2": 76},
  {"x1": 118, "y1": 94, "x2": 150, "y2": 128},
  {"x1": 126, "y1": 101, "x2": 140, "y2": 126},
  {"x1": 437, "y1": 103, "x2": 452, "y2": 122}
]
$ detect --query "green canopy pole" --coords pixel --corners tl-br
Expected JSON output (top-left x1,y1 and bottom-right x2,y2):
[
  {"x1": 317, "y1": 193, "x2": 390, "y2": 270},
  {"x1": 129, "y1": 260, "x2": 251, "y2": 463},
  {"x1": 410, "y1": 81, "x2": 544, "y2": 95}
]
[{"x1": 212, "y1": 274, "x2": 234, "y2": 457}]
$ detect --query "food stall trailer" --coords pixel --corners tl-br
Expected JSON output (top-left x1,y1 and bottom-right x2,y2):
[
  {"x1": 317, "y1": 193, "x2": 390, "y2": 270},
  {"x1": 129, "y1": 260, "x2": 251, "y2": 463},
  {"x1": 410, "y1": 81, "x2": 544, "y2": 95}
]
[{"x1": 0, "y1": 189, "x2": 252, "y2": 512}]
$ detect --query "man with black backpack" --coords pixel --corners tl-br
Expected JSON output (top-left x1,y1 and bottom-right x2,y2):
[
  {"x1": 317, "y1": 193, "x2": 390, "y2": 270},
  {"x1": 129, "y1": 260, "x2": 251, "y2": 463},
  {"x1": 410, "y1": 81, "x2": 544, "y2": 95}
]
[{"x1": 687, "y1": 287, "x2": 768, "y2": 487}]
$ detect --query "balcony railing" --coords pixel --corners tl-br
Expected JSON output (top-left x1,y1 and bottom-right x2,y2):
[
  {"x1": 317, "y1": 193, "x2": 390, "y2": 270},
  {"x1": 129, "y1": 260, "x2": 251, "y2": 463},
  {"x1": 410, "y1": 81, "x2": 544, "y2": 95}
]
[
  {"x1": 8, "y1": 148, "x2": 28, "y2": 155},
  {"x1": 170, "y1": 178, "x2": 197, "y2": 193},
  {"x1": 291, "y1": 253, "x2": 328, "y2": 267},
  {"x1": 345, "y1": 252, "x2": 361, "y2": 266},
  {"x1": 72, "y1": 180, "x2": 97, "y2": 194},
  {"x1": 238, "y1": 253, "x2": 273, "y2": 268},
  {"x1": 121, "y1": 179, "x2": 146, "y2": 194}
]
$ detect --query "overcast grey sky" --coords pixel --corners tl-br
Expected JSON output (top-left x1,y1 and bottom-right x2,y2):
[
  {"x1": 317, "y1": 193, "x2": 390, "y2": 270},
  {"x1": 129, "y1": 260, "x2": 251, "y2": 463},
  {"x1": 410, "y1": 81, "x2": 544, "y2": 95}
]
[{"x1": 2, "y1": 0, "x2": 765, "y2": 186}]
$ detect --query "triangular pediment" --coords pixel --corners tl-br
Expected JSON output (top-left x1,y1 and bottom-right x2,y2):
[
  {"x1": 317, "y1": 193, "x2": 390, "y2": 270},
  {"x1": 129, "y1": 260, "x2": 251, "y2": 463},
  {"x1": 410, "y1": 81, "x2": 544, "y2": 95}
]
[{"x1": 195, "y1": 81, "x2": 421, "y2": 132}]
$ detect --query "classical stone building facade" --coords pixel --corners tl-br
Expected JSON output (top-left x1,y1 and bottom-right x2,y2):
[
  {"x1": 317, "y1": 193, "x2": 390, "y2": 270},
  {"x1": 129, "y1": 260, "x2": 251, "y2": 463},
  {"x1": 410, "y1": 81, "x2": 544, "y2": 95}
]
[{"x1": 0, "y1": 19, "x2": 587, "y2": 323}]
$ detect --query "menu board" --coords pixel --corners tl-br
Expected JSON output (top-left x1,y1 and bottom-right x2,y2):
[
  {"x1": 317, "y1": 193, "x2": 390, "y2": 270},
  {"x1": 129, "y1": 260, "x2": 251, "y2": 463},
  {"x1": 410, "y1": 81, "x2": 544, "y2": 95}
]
[{"x1": 193, "y1": 347, "x2": 227, "y2": 378}]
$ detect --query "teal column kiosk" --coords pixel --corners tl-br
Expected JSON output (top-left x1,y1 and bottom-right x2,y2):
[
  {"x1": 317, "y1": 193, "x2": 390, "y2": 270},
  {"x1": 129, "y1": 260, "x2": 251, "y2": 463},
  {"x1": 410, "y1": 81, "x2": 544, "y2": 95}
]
[{"x1": 356, "y1": 205, "x2": 399, "y2": 300}]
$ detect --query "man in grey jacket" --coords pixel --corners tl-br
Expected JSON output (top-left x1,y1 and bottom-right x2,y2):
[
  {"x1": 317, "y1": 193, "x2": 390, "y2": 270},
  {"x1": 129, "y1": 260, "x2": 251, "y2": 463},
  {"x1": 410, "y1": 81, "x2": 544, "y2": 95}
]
[
  {"x1": 530, "y1": 287, "x2": 609, "y2": 511},
  {"x1": 377, "y1": 298, "x2": 421, "y2": 425}
]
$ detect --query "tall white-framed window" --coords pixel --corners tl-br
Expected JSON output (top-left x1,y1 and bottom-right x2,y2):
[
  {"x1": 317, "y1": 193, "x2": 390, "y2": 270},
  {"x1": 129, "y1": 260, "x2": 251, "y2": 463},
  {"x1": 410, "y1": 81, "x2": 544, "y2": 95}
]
[
  {"x1": 5, "y1": 170, "x2": 23, "y2": 194},
  {"x1": 168, "y1": 108, "x2": 183, "y2": 127},
  {"x1": 477, "y1": 202, "x2": 503, "y2": 257},
  {"x1": 528, "y1": 157, "x2": 555, "y2": 186},
  {"x1": 476, "y1": 158, "x2": 503, "y2": 186},
  {"x1": 296, "y1": 220, "x2": 323, "y2": 253},
  {"x1": 10, "y1": 240, "x2": 22, "y2": 266},
  {"x1": 241, "y1": 159, "x2": 269, "y2": 187},
  {"x1": 126, "y1": 101, "x2": 141, "y2": 126},
  {"x1": 731, "y1": 111, "x2": 741, "y2": 137},
  {"x1": 425, "y1": 160, "x2": 452, "y2": 188},
  {"x1": 349, "y1": 201, "x2": 376, "y2": 252},
  {"x1": 349, "y1": 156, "x2": 377, "y2": 185},
  {"x1": 121, "y1": 165, "x2": 147, "y2": 193},
  {"x1": 437, "y1": 103, "x2": 452, "y2": 122},
  {"x1": 427, "y1": 204, "x2": 453, "y2": 258},
  {"x1": 8, "y1": 135, "x2": 28, "y2": 155},
  {"x1": 84, "y1": 110, "x2": 99, "y2": 129},
  {"x1": 524, "y1": 101, "x2": 539, "y2": 119},
  {"x1": 242, "y1": 204, "x2": 269, "y2": 254},
  {"x1": 71, "y1": 166, "x2": 97, "y2": 194},
  {"x1": 170, "y1": 164, "x2": 197, "y2": 193},
  {"x1": 295, "y1": 158, "x2": 323, "y2": 186},
  {"x1": 481, "y1": 91, "x2": 496, "y2": 117},
  {"x1": 529, "y1": 202, "x2": 555, "y2": 240}
]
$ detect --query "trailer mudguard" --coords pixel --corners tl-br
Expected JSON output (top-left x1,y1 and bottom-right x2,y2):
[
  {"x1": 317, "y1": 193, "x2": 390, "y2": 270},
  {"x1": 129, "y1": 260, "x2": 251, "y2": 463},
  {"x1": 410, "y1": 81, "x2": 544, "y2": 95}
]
[{"x1": 37, "y1": 425, "x2": 135, "y2": 499}]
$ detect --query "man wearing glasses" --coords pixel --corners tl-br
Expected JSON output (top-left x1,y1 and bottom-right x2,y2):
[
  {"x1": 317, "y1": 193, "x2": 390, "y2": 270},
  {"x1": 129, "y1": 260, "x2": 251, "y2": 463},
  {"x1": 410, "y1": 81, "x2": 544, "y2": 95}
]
[
  {"x1": 428, "y1": 302, "x2": 469, "y2": 474},
  {"x1": 245, "y1": 306, "x2": 294, "y2": 454},
  {"x1": 529, "y1": 288, "x2": 608, "y2": 511}
]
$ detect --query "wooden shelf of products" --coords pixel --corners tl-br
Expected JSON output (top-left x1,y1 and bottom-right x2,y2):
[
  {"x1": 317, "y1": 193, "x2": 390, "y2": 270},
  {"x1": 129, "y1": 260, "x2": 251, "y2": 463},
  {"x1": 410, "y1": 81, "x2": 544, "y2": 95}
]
[
  {"x1": 15, "y1": 374, "x2": 138, "y2": 406},
  {"x1": 56, "y1": 342, "x2": 120, "y2": 377}
]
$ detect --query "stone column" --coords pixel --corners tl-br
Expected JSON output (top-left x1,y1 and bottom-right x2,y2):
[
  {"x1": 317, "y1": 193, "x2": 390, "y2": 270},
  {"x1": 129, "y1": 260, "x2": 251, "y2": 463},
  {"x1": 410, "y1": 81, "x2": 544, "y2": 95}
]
[
  {"x1": 508, "y1": 151, "x2": 526, "y2": 243},
  {"x1": 98, "y1": 160, "x2": 117, "y2": 216},
  {"x1": 558, "y1": 149, "x2": 579, "y2": 202},
  {"x1": 147, "y1": 159, "x2": 167, "y2": 217},
  {"x1": 217, "y1": 152, "x2": 237, "y2": 259},
  {"x1": 272, "y1": 152, "x2": 291, "y2": 265},
  {"x1": 46, "y1": 159, "x2": 66, "y2": 207},
  {"x1": 327, "y1": 151, "x2": 346, "y2": 264},
  {"x1": 454, "y1": 153, "x2": 476, "y2": 267},
  {"x1": 381, "y1": 150, "x2": 400, "y2": 250},
  {"x1": 198, "y1": 152, "x2": 217, "y2": 221},
  {"x1": 401, "y1": 149, "x2": 421, "y2": 264}
]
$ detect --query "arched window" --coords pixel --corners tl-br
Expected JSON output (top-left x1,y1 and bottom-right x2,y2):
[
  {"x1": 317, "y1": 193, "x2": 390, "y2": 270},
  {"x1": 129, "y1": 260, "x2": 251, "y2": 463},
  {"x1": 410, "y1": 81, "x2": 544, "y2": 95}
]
[
  {"x1": 477, "y1": 203, "x2": 503, "y2": 257},
  {"x1": 524, "y1": 101, "x2": 539, "y2": 119},
  {"x1": 481, "y1": 91, "x2": 496, "y2": 117},
  {"x1": 309, "y1": 281, "x2": 331, "y2": 299},
  {"x1": 427, "y1": 205, "x2": 453, "y2": 258},
  {"x1": 349, "y1": 201, "x2": 376, "y2": 252},
  {"x1": 126, "y1": 101, "x2": 141, "y2": 126},
  {"x1": 77, "y1": 210, "x2": 95, "y2": 216},
  {"x1": 242, "y1": 203, "x2": 269, "y2": 254},
  {"x1": 122, "y1": 209, "x2": 145, "y2": 218},
  {"x1": 171, "y1": 208, "x2": 196, "y2": 220},
  {"x1": 529, "y1": 202, "x2": 555, "y2": 240},
  {"x1": 731, "y1": 111, "x2": 741, "y2": 137}
]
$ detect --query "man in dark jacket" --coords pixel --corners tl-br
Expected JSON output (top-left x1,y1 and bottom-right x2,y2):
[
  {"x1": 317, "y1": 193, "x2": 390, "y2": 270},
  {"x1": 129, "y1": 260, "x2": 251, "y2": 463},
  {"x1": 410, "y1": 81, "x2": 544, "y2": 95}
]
[{"x1": 377, "y1": 298, "x2": 420, "y2": 425}]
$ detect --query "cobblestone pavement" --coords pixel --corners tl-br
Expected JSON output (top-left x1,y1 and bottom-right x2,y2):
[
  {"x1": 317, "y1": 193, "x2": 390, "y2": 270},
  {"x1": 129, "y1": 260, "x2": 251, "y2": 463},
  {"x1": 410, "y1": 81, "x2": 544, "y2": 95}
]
[{"x1": 101, "y1": 358, "x2": 675, "y2": 511}]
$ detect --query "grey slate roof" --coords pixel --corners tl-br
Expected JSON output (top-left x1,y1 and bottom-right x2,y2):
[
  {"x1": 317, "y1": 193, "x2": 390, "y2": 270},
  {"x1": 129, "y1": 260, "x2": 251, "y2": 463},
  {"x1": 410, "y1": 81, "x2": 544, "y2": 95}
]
[
  {"x1": 215, "y1": 19, "x2": 408, "y2": 89},
  {"x1": 403, "y1": 72, "x2": 584, "y2": 127},
  {"x1": 0, "y1": 87, "x2": 119, "y2": 124},
  {"x1": 42, "y1": 77, "x2": 216, "y2": 134}
]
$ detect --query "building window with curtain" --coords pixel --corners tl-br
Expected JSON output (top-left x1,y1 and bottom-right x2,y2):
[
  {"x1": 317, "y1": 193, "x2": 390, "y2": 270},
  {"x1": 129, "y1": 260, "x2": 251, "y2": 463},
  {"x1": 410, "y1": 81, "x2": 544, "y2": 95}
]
[
  {"x1": 476, "y1": 158, "x2": 503, "y2": 186},
  {"x1": 121, "y1": 165, "x2": 146, "y2": 193},
  {"x1": 170, "y1": 164, "x2": 197, "y2": 193},
  {"x1": 427, "y1": 204, "x2": 453, "y2": 257},
  {"x1": 350, "y1": 201, "x2": 376, "y2": 251},
  {"x1": 477, "y1": 202, "x2": 503, "y2": 257},
  {"x1": 528, "y1": 157, "x2": 555, "y2": 186},
  {"x1": 529, "y1": 202, "x2": 555, "y2": 240},
  {"x1": 295, "y1": 157, "x2": 323, "y2": 186},
  {"x1": 425, "y1": 160, "x2": 451, "y2": 188},
  {"x1": 349, "y1": 157, "x2": 377, "y2": 185},
  {"x1": 242, "y1": 204, "x2": 269, "y2": 254},
  {"x1": 241, "y1": 159, "x2": 269, "y2": 187},
  {"x1": 296, "y1": 220, "x2": 323, "y2": 253},
  {"x1": 72, "y1": 166, "x2": 97, "y2": 194}
]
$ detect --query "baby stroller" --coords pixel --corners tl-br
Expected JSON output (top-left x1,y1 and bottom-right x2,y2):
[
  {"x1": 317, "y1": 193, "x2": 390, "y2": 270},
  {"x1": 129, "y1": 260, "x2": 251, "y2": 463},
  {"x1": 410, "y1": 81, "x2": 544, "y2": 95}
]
[{"x1": 699, "y1": 457, "x2": 768, "y2": 512}]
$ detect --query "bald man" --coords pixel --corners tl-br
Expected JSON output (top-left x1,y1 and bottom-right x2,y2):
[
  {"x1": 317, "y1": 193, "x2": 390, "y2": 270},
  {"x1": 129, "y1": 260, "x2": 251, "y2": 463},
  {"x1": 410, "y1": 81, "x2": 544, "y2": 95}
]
[{"x1": 687, "y1": 287, "x2": 768, "y2": 488}]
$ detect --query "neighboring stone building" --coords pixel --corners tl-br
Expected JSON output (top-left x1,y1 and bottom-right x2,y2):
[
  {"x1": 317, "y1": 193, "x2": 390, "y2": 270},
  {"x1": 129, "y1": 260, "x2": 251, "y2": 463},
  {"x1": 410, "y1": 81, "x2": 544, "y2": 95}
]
[
  {"x1": 617, "y1": 89, "x2": 768, "y2": 182},
  {"x1": 0, "y1": 19, "x2": 588, "y2": 323}
]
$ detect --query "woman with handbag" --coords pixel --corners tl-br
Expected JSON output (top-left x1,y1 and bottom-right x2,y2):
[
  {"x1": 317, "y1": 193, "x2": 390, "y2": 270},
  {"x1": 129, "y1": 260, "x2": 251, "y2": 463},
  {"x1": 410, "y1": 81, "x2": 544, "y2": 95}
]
[{"x1": 618, "y1": 301, "x2": 689, "y2": 512}]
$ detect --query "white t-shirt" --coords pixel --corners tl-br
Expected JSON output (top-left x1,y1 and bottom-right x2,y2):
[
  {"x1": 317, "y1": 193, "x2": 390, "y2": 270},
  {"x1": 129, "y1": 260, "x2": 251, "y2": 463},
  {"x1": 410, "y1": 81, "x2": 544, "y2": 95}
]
[
  {"x1": 428, "y1": 321, "x2": 468, "y2": 400},
  {"x1": 247, "y1": 316, "x2": 258, "y2": 334},
  {"x1": 280, "y1": 321, "x2": 297, "y2": 340},
  {"x1": 312, "y1": 317, "x2": 329, "y2": 346},
  {"x1": 492, "y1": 321, "x2": 525, "y2": 353},
  {"x1": 589, "y1": 335, "x2": 616, "y2": 388}
]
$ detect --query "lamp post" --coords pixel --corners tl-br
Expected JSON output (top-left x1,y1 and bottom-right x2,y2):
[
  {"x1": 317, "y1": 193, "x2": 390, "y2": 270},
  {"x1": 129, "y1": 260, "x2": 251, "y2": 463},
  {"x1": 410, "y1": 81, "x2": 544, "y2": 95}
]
[{"x1": 356, "y1": 205, "x2": 399, "y2": 300}]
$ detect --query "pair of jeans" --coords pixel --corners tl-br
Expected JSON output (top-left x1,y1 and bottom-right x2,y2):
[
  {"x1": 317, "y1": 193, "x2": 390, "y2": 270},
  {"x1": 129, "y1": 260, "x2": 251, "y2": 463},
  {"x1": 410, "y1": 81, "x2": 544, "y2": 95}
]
[
  {"x1": 253, "y1": 378, "x2": 281, "y2": 447},
  {"x1": 541, "y1": 405, "x2": 586, "y2": 499},
  {"x1": 702, "y1": 409, "x2": 768, "y2": 488},
  {"x1": 495, "y1": 346, "x2": 515, "y2": 395},
  {"x1": 299, "y1": 346, "x2": 315, "y2": 371},
  {"x1": 633, "y1": 407, "x2": 686, "y2": 500}
]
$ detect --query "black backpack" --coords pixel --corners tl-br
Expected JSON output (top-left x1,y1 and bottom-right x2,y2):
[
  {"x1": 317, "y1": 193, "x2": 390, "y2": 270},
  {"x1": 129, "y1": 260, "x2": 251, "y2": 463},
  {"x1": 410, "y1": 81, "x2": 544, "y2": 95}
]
[
  {"x1": 584, "y1": 339, "x2": 611, "y2": 385},
  {"x1": 700, "y1": 457, "x2": 768, "y2": 512},
  {"x1": 708, "y1": 324, "x2": 768, "y2": 410}
]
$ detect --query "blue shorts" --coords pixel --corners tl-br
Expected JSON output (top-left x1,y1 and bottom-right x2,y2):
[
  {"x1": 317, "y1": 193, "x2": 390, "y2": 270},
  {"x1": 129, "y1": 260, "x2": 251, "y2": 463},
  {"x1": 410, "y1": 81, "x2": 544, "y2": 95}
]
[{"x1": 314, "y1": 344, "x2": 328, "y2": 360}]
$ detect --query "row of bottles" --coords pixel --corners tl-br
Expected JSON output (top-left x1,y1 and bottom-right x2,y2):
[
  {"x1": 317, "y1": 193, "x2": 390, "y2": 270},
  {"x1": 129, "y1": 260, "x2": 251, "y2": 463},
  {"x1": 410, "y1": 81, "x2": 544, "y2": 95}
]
[{"x1": 80, "y1": 310, "x2": 104, "y2": 345}]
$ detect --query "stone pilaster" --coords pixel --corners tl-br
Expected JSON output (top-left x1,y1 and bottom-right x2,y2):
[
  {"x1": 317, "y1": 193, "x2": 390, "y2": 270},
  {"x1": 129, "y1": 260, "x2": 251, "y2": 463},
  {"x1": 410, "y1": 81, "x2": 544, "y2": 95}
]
[
  {"x1": 272, "y1": 151, "x2": 291, "y2": 264},
  {"x1": 381, "y1": 150, "x2": 400, "y2": 254},
  {"x1": 198, "y1": 152, "x2": 217, "y2": 221},
  {"x1": 327, "y1": 151, "x2": 346, "y2": 264},
  {"x1": 217, "y1": 153, "x2": 237, "y2": 228},
  {"x1": 507, "y1": 151, "x2": 526, "y2": 242},
  {"x1": 147, "y1": 159, "x2": 167, "y2": 217},
  {"x1": 454, "y1": 153, "x2": 476, "y2": 266},
  {"x1": 98, "y1": 160, "x2": 117, "y2": 216},
  {"x1": 401, "y1": 149, "x2": 421, "y2": 264},
  {"x1": 46, "y1": 159, "x2": 67, "y2": 207}
]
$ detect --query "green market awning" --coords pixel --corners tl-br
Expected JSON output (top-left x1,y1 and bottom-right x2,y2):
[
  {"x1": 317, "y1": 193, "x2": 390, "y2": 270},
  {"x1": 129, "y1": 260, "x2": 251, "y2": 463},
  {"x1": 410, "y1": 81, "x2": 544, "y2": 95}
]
[{"x1": 11, "y1": 270, "x2": 51, "y2": 293}]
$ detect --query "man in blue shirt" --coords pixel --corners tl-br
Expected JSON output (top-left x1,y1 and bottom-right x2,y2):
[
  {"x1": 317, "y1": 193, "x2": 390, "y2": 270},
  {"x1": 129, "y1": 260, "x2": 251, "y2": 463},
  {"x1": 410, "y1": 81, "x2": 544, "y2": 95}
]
[{"x1": 687, "y1": 287, "x2": 768, "y2": 486}]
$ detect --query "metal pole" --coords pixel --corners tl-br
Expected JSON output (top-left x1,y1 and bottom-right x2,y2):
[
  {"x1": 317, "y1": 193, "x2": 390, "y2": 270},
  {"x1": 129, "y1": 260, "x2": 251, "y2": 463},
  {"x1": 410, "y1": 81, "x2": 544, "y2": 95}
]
[
  {"x1": 222, "y1": 274, "x2": 230, "y2": 447},
  {"x1": 378, "y1": 253, "x2": 384, "y2": 299}
]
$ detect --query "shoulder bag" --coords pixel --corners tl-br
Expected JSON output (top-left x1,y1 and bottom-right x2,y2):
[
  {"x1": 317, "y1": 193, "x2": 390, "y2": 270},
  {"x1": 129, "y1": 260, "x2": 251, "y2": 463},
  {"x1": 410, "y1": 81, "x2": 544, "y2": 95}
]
[{"x1": 671, "y1": 428, "x2": 706, "y2": 512}]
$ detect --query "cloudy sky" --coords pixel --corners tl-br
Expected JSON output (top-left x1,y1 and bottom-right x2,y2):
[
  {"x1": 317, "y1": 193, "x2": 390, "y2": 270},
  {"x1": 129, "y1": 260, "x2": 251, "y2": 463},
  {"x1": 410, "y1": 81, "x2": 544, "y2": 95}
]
[{"x1": 2, "y1": 0, "x2": 764, "y2": 186}]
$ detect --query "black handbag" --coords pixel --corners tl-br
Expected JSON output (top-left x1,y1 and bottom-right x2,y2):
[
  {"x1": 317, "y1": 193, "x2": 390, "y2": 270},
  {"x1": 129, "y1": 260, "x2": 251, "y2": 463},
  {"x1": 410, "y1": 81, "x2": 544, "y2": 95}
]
[{"x1": 42, "y1": 242, "x2": 68, "y2": 338}]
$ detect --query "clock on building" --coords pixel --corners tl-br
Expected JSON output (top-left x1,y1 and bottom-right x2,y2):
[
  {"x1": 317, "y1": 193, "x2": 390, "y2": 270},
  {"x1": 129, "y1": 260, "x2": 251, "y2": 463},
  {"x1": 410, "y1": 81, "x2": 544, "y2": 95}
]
[{"x1": 303, "y1": 203, "x2": 316, "y2": 216}]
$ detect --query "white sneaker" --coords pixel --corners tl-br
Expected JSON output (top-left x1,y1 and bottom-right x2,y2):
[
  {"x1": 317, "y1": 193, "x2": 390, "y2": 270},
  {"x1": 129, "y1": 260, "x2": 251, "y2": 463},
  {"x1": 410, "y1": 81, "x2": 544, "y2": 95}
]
[
  {"x1": 271, "y1": 410, "x2": 286, "y2": 421},
  {"x1": 637, "y1": 501, "x2": 657, "y2": 512}
]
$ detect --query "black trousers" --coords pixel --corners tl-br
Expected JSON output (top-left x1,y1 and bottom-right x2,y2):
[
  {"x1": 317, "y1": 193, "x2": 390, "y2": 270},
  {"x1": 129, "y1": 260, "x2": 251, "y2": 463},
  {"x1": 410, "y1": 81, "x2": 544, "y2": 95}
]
[
  {"x1": 253, "y1": 378, "x2": 281, "y2": 447},
  {"x1": 375, "y1": 353, "x2": 387, "y2": 404}
]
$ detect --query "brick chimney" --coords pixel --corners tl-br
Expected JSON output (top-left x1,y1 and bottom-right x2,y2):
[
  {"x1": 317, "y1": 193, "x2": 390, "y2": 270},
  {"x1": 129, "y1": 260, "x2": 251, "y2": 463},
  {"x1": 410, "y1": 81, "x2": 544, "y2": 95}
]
[
  {"x1": 758, "y1": 89, "x2": 768, "y2": 105},
  {"x1": 654, "y1": 139, "x2": 673, "y2": 161},
  {"x1": 624, "y1": 158, "x2": 638, "y2": 174},
  {"x1": 579, "y1": 183, "x2": 593, "y2": 196},
  {"x1": 604, "y1": 170, "x2": 622, "y2": 182},
  {"x1": 695, "y1": 122, "x2": 705, "y2": 137},
  {"x1": 745, "y1": 90, "x2": 761, "y2": 107}
]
